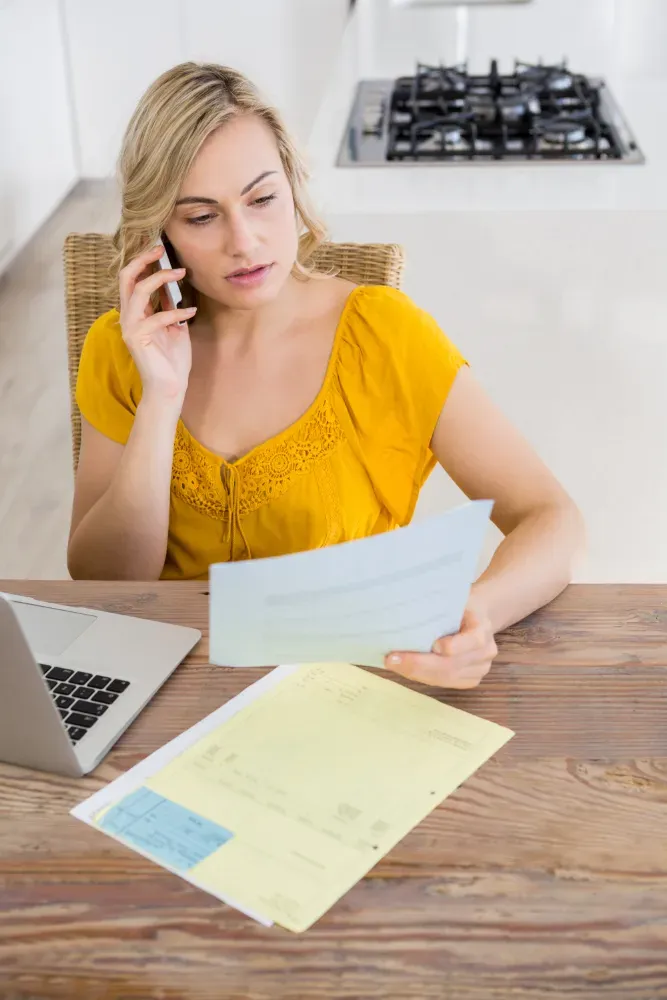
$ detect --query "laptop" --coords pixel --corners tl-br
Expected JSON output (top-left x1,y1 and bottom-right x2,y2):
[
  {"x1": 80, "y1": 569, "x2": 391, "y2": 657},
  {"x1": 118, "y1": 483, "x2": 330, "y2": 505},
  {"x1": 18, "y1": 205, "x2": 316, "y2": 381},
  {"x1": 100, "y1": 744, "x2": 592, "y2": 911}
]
[{"x1": 0, "y1": 592, "x2": 201, "y2": 777}]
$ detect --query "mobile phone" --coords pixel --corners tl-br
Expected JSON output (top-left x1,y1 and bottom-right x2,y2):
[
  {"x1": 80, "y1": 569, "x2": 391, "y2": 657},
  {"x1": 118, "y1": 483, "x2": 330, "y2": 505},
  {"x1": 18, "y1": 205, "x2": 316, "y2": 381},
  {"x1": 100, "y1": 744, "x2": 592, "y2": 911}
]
[{"x1": 156, "y1": 236, "x2": 183, "y2": 310}]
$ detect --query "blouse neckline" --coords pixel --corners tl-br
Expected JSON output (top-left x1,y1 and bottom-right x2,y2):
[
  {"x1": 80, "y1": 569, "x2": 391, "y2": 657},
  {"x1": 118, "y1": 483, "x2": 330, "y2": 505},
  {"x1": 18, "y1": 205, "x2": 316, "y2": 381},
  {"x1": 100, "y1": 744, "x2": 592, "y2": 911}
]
[{"x1": 177, "y1": 284, "x2": 364, "y2": 470}]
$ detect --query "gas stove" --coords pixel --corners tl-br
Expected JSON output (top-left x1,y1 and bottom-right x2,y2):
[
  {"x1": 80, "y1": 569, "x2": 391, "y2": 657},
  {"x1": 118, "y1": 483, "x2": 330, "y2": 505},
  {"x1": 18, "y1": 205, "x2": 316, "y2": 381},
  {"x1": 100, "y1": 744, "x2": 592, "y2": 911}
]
[{"x1": 338, "y1": 60, "x2": 644, "y2": 166}]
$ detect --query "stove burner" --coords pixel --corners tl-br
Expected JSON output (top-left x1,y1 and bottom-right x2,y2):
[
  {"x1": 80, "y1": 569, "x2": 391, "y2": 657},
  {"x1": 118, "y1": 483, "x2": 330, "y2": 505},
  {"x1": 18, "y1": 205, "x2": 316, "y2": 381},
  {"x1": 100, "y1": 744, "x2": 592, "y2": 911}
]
[
  {"x1": 498, "y1": 93, "x2": 541, "y2": 121},
  {"x1": 385, "y1": 59, "x2": 627, "y2": 162},
  {"x1": 541, "y1": 118, "x2": 587, "y2": 145},
  {"x1": 516, "y1": 60, "x2": 574, "y2": 92}
]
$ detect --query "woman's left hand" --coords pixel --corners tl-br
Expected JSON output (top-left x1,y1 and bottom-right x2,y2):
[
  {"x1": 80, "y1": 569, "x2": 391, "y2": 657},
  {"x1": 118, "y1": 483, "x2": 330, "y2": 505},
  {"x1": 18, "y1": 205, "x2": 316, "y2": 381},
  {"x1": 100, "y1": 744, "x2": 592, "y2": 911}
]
[{"x1": 384, "y1": 595, "x2": 498, "y2": 689}]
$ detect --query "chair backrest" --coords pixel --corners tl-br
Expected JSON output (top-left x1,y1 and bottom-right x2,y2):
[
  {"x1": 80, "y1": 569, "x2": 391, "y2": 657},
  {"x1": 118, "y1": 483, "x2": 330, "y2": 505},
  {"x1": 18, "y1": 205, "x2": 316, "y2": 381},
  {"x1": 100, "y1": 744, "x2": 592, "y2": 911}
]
[{"x1": 63, "y1": 233, "x2": 405, "y2": 471}]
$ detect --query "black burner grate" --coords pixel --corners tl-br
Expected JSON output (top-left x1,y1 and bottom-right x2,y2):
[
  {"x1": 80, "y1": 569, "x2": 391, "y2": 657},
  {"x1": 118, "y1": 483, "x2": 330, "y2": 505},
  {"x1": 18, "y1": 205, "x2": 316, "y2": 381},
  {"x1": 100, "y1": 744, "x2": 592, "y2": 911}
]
[{"x1": 387, "y1": 60, "x2": 624, "y2": 162}]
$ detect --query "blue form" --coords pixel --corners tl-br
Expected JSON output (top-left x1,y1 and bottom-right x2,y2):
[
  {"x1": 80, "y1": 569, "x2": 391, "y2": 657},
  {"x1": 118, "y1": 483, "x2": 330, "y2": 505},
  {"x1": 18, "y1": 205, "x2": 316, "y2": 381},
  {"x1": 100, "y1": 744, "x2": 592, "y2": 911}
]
[{"x1": 98, "y1": 786, "x2": 233, "y2": 871}]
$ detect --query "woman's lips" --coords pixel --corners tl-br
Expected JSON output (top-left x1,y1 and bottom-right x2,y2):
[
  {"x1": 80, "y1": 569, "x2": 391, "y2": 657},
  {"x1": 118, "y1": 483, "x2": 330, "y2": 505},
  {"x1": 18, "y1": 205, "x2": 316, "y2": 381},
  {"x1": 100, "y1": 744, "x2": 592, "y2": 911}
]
[{"x1": 225, "y1": 264, "x2": 273, "y2": 287}]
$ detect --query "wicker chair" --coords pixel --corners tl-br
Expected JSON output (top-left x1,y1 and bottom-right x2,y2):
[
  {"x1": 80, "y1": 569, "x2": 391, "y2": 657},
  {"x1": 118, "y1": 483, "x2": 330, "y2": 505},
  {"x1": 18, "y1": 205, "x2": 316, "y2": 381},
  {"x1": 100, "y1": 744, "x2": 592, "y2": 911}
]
[{"x1": 63, "y1": 233, "x2": 405, "y2": 472}]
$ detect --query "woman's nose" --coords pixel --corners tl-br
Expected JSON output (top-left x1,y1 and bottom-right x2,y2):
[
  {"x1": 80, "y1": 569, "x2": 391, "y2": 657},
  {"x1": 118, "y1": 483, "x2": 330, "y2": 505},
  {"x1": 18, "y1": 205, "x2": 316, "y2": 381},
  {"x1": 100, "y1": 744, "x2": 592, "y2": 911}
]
[{"x1": 225, "y1": 210, "x2": 259, "y2": 258}]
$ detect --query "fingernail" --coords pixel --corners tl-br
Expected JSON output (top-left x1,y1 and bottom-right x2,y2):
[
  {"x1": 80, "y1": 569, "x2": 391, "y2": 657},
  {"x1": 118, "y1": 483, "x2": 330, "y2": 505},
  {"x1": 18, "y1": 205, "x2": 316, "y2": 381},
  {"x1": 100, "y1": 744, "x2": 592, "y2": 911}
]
[
  {"x1": 176, "y1": 267, "x2": 186, "y2": 275},
  {"x1": 433, "y1": 640, "x2": 443, "y2": 655},
  {"x1": 387, "y1": 654, "x2": 402, "y2": 666},
  {"x1": 186, "y1": 306, "x2": 197, "y2": 313}
]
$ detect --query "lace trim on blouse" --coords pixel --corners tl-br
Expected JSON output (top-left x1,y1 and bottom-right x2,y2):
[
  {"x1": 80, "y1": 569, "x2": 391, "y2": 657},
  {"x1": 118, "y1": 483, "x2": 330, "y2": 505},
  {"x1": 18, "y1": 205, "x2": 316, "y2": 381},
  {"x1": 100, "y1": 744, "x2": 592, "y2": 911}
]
[{"x1": 171, "y1": 395, "x2": 345, "y2": 521}]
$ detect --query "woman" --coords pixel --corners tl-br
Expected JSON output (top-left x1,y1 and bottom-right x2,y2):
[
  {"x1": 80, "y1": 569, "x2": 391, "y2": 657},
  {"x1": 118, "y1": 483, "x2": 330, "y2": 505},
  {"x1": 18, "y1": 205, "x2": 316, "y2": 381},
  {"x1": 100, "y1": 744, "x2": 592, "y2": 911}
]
[{"x1": 69, "y1": 62, "x2": 585, "y2": 689}]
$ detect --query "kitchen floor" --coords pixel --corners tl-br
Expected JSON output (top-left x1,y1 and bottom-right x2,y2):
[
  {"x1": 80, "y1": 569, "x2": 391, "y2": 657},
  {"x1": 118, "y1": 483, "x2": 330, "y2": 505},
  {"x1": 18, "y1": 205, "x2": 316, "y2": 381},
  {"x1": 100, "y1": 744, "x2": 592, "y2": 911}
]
[
  {"x1": 1, "y1": 183, "x2": 665, "y2": 582},
  {"x1": 0, "y1": 181, "x2": 120, "y2": 579}
]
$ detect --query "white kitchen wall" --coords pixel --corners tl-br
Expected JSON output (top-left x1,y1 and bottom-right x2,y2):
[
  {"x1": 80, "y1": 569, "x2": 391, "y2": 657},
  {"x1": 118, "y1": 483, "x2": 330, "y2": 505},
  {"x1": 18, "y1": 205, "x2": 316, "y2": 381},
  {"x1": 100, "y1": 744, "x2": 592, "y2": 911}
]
[
  {"x1": 63, "y1": 0, "x2": 349, "y2": 179},
  {"x1": 360, "y1": 0, "x2": 618, "y2": 81},
  {"x1": 0, "y1": 0, "x2": 77, "y2": 272},
  {"x1": 615, "y1": 0, "x2": 667, "y2": 78},
  {"x1": 62, "y1": 0, "x2": 184, "y2": 180},
  {"x1": 284, "y1": 0, "x2": 351, "y2": 142},
  {"x1": 464, "y1": 0, "x2": 617, "y2": 73},
  {"x1": 183, "y1": 1, "x2": 294, "y2": 127}
]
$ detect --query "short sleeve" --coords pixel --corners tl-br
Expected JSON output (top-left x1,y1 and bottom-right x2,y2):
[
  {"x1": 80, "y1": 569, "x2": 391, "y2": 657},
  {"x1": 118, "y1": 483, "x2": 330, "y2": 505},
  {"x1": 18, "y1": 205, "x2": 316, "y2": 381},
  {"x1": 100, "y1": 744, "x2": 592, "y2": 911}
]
[
  {"x1": 75, "y1": 309, "x2": 140, "y2": 445},
  {"x1": 334, "y1": 286, "x2": 468, "y2": 524},
  {"x1": 383, "y1": 287, "x2": 468, "y2": 443}
]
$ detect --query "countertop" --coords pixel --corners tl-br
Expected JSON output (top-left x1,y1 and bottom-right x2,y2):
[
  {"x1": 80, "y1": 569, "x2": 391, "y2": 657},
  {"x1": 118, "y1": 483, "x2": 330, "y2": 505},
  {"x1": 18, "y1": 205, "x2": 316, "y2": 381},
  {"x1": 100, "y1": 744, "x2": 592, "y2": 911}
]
[{"x1": 308, "y1": 0, "x2": 667, "y2": 211}]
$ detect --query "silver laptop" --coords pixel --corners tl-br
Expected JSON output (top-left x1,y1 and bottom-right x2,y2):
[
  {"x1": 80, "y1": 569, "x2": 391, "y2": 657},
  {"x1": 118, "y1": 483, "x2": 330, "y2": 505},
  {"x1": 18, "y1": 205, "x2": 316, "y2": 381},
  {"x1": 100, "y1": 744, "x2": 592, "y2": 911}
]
[{"x1": 0, "y1": 592, "x2": 201, "y2": 777}]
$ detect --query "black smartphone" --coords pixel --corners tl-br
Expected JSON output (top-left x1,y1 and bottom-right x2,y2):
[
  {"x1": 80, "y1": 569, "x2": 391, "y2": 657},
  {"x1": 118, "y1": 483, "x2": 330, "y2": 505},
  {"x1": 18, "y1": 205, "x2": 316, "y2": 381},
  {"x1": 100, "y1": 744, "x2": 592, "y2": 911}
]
[{"x1": 156, "y1": 234, "x2": 183, "y2": 310}]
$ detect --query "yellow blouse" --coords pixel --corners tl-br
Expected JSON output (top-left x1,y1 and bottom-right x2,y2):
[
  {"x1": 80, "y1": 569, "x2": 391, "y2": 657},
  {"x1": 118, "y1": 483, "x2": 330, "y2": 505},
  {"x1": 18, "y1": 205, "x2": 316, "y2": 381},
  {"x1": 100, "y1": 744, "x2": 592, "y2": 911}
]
[{"x1": 76, "y1": 286, "x2": 467, "y2": 580}]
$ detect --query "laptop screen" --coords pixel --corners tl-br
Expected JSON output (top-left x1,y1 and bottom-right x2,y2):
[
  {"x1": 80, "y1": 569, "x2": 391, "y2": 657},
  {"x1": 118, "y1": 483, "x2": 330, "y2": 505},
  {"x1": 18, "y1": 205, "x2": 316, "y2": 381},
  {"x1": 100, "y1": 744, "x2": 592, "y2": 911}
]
[{"x1": 9, "y1": 600, "x2": 96, "y2": 657}]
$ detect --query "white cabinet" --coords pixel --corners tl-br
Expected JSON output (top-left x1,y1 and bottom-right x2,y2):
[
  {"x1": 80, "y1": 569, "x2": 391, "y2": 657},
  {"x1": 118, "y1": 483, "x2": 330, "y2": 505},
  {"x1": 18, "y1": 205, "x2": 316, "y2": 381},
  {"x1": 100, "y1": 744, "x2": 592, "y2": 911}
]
[
  {"x1": 0, "y1": 0, "x2": 77, "y2": 272},
  {"x1": 0, "y1": 0, "x2": 350, "y2": 268},
  {"x1": 183, "y1": 0, "x2": 294, "y2": 117},
  {"x1": 62, "y1": 0, "x2": 184, "y2": 178},
  {"x1": 285, "y1": 0, "x2": 351, "y2": 140},
  {"x1": 63, "y1": 0, "x2": 350, "y2": 179},
  {"x1": 184, "y1": 0, "x2": 350, "y2": 140}
]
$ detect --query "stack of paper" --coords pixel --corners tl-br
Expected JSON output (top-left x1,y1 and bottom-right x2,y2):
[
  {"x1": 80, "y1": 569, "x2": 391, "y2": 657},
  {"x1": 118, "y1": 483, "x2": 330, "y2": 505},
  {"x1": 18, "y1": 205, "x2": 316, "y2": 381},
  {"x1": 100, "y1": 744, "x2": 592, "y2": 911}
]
[{"x1": 73, "y1": 661, "x2": 513, "y2": 932}]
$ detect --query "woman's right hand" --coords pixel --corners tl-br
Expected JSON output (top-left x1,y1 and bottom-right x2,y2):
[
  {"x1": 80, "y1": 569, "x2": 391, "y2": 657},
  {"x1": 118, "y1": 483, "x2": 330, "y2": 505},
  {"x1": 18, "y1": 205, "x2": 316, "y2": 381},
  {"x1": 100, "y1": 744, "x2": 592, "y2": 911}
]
[{"x1": 119, "y1": 244, "x2": 197, "y2": 403}]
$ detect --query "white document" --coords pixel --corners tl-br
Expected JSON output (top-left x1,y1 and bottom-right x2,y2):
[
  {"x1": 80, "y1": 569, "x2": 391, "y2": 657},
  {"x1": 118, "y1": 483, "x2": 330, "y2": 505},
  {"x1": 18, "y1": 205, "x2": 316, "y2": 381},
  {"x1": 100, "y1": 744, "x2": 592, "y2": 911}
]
[{"x1": 209, "y1": 500, "x2": 493, "y2": 669}]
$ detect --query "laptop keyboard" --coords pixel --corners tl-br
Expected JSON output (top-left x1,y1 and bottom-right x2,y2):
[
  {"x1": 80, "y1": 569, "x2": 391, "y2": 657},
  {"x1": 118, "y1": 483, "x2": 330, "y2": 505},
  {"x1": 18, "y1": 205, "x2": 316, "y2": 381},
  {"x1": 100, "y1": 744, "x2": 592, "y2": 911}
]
[{"x1": 39, "y1": 664, "x2": 131, "y2": 744}]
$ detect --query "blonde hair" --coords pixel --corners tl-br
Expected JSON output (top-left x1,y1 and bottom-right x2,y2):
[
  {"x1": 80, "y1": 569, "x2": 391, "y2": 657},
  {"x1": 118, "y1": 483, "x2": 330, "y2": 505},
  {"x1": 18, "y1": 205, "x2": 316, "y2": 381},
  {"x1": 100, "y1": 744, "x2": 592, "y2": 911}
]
[{"x1": 110, "y1": 62, "x2": 328, "y2": 303}]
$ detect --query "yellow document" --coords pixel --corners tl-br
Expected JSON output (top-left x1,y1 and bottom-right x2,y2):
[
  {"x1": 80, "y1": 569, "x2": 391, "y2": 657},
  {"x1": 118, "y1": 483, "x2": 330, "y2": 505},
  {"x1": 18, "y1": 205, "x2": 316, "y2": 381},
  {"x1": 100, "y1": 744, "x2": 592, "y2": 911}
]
[{"x1": 92, "y1": 663, "x2": 513, "y2": 932}]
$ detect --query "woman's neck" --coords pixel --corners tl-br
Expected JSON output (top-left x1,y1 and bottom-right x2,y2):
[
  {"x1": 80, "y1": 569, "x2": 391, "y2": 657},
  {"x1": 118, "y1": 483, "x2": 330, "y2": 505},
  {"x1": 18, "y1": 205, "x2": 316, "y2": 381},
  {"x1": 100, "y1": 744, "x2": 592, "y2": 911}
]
[{"x1": 193, "y1": 275, "x2": 306, "y2": 350}]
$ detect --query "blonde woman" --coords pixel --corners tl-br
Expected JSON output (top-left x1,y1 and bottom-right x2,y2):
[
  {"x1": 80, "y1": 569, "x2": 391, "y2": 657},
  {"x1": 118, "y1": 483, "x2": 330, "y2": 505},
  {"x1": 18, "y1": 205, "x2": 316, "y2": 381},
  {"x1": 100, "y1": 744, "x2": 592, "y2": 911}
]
[{"x1": 69, "y1": 63, "x2": 584, "y2": 689}]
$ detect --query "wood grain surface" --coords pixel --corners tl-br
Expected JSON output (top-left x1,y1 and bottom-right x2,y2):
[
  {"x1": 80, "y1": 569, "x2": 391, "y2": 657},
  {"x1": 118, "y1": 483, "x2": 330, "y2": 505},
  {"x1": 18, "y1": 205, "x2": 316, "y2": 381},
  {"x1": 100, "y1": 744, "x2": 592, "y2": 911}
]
[{"x1": 1, "y1": 581, "x2": 666, "y2": 1000}]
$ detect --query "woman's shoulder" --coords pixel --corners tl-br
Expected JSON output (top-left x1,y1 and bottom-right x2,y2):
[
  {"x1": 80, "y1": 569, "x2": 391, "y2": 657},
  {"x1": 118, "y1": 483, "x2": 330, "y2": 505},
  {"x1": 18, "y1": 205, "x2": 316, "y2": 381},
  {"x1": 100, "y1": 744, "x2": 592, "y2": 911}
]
[
  {"x1": 81, "y1": 309, "x2": 133, "y2": 369},
  {"x1": 343, "y1": 283, "x2": 460, "y2": 363},
  {"x1": 335, "y1": 281, "x2": 467, "y2": 406},
  {"x1": 84, "y1": 307, "x2": 122, "y2": 347},
  {"x1": 311, "y1": 277, "x2": 414, "y2": 316},
  {"x1": 76, "y1": 309, "x2": 139, "y2": 442},
  {"x1": 350, "y1": 283, "x2": 412, "y2": 308},
  {"x1": 353, "y1": 283, "x2": 421, "y2": 306},
  {"x1": 78, "y1": 308, "x2": 138, "y2": 396},
  {"x1": 348, "y1": 283, "x2": 440, "y2": 335}
]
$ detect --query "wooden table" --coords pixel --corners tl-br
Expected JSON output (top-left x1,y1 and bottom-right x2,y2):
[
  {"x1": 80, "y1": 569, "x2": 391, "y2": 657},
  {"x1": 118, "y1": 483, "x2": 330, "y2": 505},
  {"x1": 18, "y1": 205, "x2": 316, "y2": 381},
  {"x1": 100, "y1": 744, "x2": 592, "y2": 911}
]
[{"x1": 1, "y1": 581, "x2": 666, "y2": 1000}]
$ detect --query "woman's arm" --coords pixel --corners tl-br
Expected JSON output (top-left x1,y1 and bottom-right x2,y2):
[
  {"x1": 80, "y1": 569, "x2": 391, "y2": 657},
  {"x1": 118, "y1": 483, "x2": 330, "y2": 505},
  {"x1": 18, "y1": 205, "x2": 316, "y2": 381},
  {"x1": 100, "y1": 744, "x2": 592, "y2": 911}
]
[
  {"x1": 430, "y1": 365, "x2": 585, "y2": 631},
  {"x1": 469, "y1": 502, "x2": 585, "y2": 634},
  {"x1": 384, "y1": 365, "x2": 585, "y2": 688},
  {"x1": 67, "y1": 401, "x2": 180, "y2": 580},
  {"x1": 69, "y1": 245, "x2": 197, "y2": 581}
]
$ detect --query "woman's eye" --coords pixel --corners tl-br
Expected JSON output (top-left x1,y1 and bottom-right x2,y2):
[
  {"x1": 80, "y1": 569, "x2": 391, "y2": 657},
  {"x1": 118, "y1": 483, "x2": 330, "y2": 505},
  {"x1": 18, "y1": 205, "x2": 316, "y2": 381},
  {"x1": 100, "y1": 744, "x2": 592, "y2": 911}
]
[
  {"x1": 253, "y1": 194, "x2": 277, "y2": 207},
  {"x1": 187, "y1": 214, "x2": 216, "y2": 226}
]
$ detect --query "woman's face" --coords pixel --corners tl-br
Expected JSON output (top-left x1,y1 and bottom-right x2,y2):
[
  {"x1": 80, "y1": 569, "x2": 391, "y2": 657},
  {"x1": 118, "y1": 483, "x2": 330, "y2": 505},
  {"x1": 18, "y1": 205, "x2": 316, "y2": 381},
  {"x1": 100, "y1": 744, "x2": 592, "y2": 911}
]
[{"x1": 164, "y1": 115, "x2": 299, "y2": 310}]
